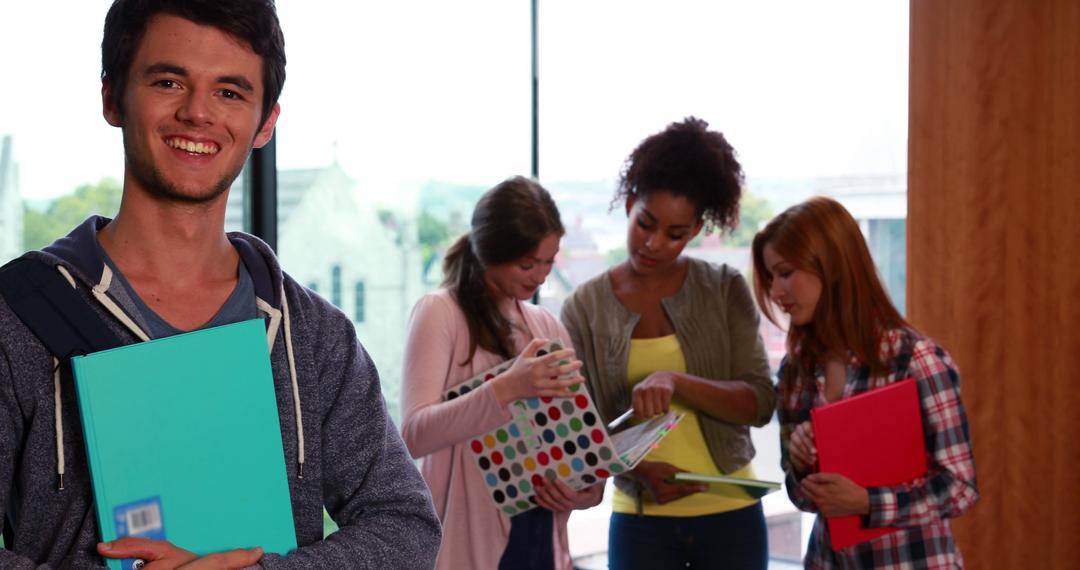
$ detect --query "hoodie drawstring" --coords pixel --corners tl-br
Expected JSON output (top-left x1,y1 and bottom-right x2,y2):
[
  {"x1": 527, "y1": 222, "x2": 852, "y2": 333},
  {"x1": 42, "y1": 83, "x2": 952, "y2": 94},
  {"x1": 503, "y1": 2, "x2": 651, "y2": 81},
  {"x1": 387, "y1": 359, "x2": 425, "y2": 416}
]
[
  {"x1": 257, "y1": 290, "x2": 305, "y2": 479},
  {"x1": 53, "y1": 265, "x2": 152, "y2": 490},
  {"x1": 88, "y1": 265, "x2": 150, "y2": 342},
  {"x1": 52, "y1": 265, "x2": 78, "y2": 490},
  {"x1": 51, "y1": 265, "x2": 305, "y2": 491},
  {"x1": 53, "y1": 357, "x2": 64, "y2": 490}
]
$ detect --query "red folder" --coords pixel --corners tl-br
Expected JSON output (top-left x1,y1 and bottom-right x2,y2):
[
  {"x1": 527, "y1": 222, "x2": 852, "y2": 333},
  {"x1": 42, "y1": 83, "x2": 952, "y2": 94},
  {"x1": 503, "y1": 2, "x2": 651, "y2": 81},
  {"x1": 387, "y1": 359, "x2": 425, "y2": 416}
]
[{"x1": 810, "y1": 379, "x2": 927, "y2": 550}]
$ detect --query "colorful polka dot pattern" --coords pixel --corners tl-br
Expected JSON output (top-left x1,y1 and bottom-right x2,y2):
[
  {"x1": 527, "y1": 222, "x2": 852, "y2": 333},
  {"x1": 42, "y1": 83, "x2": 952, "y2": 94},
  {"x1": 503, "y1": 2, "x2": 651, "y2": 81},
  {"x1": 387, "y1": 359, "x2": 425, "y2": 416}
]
[
  {"x1": 446, "y1": 341, "x2": 630, "y2": 516},
  {"x1": 444, "y1": 364, "x2": 512, "y2": 400}
]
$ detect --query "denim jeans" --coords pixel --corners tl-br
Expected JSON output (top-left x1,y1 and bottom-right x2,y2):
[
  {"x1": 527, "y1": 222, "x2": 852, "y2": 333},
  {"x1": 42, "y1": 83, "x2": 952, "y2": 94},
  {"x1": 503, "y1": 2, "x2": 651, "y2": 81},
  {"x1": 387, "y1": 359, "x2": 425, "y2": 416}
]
[
  {"x1": 608, "y1": 502, "x2": 768, "y2": 569},
  {"x1": 498, "y1": 507, "x2": 555, "y2": 570}
]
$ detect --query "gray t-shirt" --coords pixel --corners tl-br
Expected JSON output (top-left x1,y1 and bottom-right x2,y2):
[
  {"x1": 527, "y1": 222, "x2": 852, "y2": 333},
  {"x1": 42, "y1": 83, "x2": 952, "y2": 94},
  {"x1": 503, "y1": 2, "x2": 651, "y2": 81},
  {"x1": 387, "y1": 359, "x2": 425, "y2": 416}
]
[{"x1": 97, "y1": 243, "x2": 258, "y2": 338}]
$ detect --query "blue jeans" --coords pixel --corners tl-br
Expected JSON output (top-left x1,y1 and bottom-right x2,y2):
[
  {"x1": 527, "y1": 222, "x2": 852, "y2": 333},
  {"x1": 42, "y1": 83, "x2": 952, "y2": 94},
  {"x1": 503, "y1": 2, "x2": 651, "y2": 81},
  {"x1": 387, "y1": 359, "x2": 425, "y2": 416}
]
[
  {"x1": 608, "y1": 502, "x2": 768, "y2": 569},
  {"x1": 498, "y1": 507, "x2": 555, "y2": 570}
]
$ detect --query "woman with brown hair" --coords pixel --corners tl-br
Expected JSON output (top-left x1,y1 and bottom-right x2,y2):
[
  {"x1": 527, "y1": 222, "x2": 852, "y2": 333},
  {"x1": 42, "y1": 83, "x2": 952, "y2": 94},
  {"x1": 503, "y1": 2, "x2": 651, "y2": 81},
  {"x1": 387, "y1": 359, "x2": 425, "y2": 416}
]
[
  {"x1": 751, "y1": 196, "x2": 979, "y2": 568},
  {"x1": 401, "y1": 176, "x2": 603, "y2": 570}
]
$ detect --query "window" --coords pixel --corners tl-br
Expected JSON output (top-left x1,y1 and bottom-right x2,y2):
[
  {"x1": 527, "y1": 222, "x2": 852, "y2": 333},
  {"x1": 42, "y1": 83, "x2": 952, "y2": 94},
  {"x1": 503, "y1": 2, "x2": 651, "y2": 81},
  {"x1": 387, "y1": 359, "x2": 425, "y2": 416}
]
[
  {"x1": 354, "y1": 281, "x2": 366, "y2": 324},
  {"x1": 541, "y1": 1, "x2": 910, "y2": 565},
  {"x1": 0, "y1": 4, "x2": 124, "y2": 262},
  {"x1": 868, "y1": 218, "x2": 907, "y2": 315},
  {"x1": 274, "y1": 0, "x2": 531, "y2": 423},
  {"x1": 330, "y1": 264, "x2": 342, "y2": 308},
  {"x1": 2, "y1": 1, "x2": 910, "y2": 563}
]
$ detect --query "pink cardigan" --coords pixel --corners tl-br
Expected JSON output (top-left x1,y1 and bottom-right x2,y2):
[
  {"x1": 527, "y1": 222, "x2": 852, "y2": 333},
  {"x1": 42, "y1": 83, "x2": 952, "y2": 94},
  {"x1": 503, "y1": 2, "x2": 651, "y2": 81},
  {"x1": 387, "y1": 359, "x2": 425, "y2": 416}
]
[{"x1": 401, "y1": 290, "x2": 573, "y2": 570}]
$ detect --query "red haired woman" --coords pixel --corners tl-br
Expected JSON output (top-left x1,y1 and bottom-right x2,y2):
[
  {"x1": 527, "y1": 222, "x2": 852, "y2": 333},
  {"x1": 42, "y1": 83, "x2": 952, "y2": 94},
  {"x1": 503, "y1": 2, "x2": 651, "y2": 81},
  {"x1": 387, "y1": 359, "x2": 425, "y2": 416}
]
[{"x1": 751, "y1": 196, "x2": 979, "y2": 568}]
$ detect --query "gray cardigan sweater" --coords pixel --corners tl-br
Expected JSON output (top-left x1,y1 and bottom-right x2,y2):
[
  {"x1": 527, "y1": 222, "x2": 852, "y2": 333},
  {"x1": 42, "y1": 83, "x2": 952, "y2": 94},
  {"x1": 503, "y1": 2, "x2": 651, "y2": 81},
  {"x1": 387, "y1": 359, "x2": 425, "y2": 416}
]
[
  {"x1": 560, "y1": 258, "x2": 775, "y2": 481},
  {"x1": 0, "y1": 217, "x2": 441, "y2": 568}
]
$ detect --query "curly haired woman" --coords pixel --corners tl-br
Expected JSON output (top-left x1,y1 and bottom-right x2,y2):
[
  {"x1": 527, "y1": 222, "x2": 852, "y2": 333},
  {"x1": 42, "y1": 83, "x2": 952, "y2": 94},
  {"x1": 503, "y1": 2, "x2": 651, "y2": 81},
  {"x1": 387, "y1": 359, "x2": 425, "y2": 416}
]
[{"x1": 561, "y1": 118, "x2": 775, "y2": 569}]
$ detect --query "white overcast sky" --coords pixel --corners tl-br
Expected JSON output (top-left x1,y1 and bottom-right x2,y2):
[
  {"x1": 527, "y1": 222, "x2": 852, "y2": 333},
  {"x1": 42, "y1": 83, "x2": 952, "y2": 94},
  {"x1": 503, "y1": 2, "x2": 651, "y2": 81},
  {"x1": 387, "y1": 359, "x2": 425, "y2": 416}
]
[{"x1": 0, "y1": 1, "x2": 907, "y2": 202}]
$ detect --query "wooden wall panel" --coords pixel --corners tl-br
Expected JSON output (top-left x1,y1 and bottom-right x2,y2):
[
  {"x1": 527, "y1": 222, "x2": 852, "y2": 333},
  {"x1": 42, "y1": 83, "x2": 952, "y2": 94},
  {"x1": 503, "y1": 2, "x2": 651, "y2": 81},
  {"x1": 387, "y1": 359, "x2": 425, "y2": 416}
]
[{"x1": 908, "y1": 0, "x2": 1080, "y2": 567}]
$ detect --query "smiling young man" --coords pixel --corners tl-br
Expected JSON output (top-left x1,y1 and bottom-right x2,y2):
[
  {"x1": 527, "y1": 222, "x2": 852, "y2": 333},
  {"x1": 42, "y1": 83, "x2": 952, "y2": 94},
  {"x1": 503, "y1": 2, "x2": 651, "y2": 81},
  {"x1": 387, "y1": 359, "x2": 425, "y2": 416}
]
[{"x1": 0, "y1": 1, "x2": 440, "y2": 568}]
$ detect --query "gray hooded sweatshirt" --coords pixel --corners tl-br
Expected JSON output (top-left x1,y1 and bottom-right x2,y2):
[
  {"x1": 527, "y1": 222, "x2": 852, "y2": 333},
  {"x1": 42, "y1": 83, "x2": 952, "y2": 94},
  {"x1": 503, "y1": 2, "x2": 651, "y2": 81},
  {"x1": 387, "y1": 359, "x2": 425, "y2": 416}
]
[{"x1": 0, "y1": 217, "x2": 441, "y2": 568}]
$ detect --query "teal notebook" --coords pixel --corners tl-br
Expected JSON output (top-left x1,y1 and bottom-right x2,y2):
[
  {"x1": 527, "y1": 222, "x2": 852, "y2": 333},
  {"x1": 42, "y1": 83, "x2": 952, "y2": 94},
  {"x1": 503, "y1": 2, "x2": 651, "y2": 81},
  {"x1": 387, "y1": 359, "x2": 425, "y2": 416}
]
[{"x1": 72, "y1": 319, "x2": 297, "y2": 570}]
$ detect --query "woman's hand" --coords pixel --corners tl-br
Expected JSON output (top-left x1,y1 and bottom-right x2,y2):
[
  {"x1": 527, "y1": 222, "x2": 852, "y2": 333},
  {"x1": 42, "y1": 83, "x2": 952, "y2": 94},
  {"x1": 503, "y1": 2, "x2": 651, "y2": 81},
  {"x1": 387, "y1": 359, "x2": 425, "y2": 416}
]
[
  {"x1": 800, "y1": 472, "x2": 870, "y2": 517},
  {"x1": 534, "y1": 479, "x2": 605, "y2": 513},
  {"x1": 631, "y1": 371, "x2": 676, "y2": 417},
  {"x1": 788, "y1": 420, "x2": 817, "y2": 474},
  {"x1": 98, "y1": 538, "x2": 263, "y2": 569},
  {"x1": 493, "y1": 338, "x2": 584, "y2": 405},
  {"x1": 631, "y1": 460, "x2": 707, "y2": 505}
]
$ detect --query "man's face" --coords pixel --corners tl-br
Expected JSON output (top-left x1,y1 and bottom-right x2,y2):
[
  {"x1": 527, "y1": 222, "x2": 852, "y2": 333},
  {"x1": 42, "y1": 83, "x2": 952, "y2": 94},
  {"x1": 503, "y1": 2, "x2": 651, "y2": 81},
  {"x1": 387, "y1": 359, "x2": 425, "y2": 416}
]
[{"x1": 103, "y1": 14, "x2": 280, "y2": 205}]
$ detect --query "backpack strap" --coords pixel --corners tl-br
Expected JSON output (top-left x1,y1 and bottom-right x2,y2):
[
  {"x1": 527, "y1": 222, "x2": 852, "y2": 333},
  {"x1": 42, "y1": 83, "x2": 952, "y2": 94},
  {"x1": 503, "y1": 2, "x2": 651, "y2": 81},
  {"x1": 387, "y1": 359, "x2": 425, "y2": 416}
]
[{"x1": 0, "y1": 257, "x2": 123, "y2": 360}]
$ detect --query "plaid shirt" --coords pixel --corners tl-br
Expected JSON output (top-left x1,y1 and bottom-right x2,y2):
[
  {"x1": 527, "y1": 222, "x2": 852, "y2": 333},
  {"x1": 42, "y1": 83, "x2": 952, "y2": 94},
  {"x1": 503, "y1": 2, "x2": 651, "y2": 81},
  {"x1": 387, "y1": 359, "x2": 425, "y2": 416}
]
[{"x1": 778, "y1": 327, "x2": 979, "y2": 569}]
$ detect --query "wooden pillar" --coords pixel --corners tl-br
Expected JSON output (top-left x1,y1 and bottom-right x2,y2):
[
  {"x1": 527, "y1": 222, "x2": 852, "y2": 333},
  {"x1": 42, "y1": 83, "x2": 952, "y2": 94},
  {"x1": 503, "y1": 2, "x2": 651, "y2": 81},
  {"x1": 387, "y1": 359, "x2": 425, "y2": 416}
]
[{"x1": 908, "y1": 0, "x2": 1080, "y2": 567}]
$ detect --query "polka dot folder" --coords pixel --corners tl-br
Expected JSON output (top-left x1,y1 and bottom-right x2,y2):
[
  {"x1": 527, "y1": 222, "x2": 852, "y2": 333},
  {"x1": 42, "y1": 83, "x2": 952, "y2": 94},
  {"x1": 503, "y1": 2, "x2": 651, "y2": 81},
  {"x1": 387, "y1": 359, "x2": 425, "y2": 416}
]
[{"x1": 443, "y1": 340, "x2": 682, "y2": 515}]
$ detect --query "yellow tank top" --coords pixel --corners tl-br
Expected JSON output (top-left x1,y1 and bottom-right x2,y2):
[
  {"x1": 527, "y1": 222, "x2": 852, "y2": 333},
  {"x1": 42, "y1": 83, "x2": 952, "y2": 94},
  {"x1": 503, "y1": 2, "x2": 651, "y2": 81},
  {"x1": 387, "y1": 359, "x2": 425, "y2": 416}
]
[{"x1": 611, "y1": 335, "x2": 759, "y2": 516}]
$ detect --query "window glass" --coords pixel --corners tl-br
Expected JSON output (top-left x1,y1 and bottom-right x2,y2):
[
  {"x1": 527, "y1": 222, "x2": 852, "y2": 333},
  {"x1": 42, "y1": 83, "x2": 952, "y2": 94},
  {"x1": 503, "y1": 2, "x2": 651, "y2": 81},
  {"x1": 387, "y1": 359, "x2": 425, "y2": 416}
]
[
  {"x1": 354, "y1": 281, "x2": 366, "y2": 324},
  {"x1": 0, "y1": 2, "x2": 121, "y2": 261},
  {"x1": 272, "y1": 0, "x2": 532, "y2": 423},
  {"x1": 330, "y1": 264, "x2": 343, "y2": 308},
  {"x1": 1, "y1": 1, "x2": 909, "y2": 563},
  {"x1": 541, "y1": 1, "x2": 909, "y2": 565}
]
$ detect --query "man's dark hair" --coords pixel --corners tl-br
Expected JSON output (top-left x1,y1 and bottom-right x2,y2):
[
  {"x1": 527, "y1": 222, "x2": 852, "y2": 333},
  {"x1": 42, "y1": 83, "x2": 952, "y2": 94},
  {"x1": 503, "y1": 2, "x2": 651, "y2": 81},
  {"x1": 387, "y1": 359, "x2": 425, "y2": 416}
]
[
  {"x1": 615, "y1": 116, "x2": 744, "y2": 234},
  {"x1": 101, "y1": 0, "x2": 286, "y2": 128}
]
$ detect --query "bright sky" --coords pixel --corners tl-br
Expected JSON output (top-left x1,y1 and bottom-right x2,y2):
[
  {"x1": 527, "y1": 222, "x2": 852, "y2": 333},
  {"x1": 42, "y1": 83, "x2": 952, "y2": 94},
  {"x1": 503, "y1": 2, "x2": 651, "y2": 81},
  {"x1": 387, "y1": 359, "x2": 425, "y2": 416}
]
[{"x1": 0, "y1": 0, "x2": 907, "y2": 202}]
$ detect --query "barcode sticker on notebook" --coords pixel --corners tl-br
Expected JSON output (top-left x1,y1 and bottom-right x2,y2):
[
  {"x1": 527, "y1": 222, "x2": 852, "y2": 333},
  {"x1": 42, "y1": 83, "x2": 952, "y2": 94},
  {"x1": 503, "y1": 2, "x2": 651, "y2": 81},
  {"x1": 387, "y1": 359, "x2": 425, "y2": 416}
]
[
  {"x1": 127, "y1": 503, "x2": 160, "y2": 534},
  {"x1": 114, "y1": 496, "x2": 166, "y2": 539}
]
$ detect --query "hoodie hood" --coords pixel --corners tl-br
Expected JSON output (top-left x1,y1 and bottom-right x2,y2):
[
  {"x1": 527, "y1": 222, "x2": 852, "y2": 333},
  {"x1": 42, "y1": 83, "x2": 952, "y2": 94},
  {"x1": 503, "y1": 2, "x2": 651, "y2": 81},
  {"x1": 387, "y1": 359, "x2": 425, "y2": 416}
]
[
  {"x1": 22, "y1": 215, "x2": 306, "y2": 488},
  {"x1": 36, "y1": 215, "x2": 283, "y2": 312}
]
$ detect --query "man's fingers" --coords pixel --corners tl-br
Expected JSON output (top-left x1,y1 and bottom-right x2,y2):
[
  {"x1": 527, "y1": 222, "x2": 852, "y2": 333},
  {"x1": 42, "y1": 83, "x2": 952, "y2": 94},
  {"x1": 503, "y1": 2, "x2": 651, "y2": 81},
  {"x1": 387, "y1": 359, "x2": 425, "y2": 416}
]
[
  {"x1": 98, "y1": 537, "x2": 178, "y2": 560},
  {"x1": 185, "y1": 547, "x2": 264, "y2": 569},
  {"x1": 99, "y1": 539, "x2": 262, "y2": 569}
]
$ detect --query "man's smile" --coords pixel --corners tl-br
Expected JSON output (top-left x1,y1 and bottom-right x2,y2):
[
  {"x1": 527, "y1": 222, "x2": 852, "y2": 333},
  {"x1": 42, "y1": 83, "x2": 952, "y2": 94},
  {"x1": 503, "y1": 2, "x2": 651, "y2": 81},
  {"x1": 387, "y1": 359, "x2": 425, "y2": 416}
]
[{"x1": 165, "y1": 136, "x2": 219, "y2": 155}]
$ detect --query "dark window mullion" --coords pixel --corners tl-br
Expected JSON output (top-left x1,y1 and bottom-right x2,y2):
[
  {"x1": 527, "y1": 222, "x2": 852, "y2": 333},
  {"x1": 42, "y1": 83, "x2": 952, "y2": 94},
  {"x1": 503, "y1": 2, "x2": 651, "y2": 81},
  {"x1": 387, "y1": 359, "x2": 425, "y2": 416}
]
[{"x1": 244, "y1": 135, "x2": 278, "y2": 251}]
